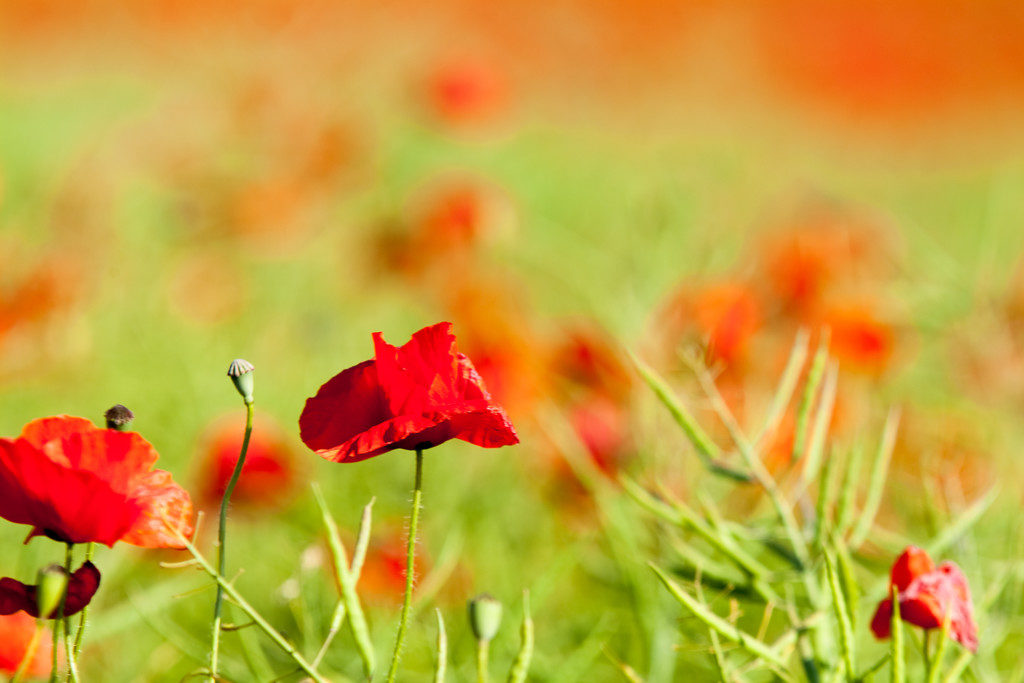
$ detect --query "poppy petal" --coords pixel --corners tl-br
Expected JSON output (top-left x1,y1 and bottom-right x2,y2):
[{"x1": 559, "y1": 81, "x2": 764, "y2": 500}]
[
  {"x1": 870, "y1": 597, "x2": 893, "y2": 639},
  {"x1": 121, "y1": 470, "x2": 195, "y2": 548},
  {"x1": 299, "y1": 360, "x2": 389, "y2": 454},
  {"x1": 891, "y1": 546, "x2": 934, "y2": 591},
  {"x1": 0, "y1": 562, "x2": 100, "y2": 619}
]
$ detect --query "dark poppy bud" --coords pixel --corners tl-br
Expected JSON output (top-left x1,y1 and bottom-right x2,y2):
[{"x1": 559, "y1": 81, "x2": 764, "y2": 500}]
[
  {"x1": 227, "y1": 359, "x2": 255, "y2": 404},
  {"x1": 35, "y1": 564, "x2": 68, "y2": 619},
  {"x1": 468, "y1": 593, "x2": 502, "y2": 642},
  {"x1": 104, "y1": 404, "x2": 135, "y2": 431}
]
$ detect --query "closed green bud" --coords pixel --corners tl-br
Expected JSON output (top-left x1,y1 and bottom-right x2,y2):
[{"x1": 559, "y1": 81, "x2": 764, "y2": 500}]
[
  {"x1": 468, "y1": 593, "x2": 502, "y2": 642},
  {"x1": 227, "y1": 359, "x2": 255, "y2": 404},
  {"x1": 36, "y1": 564, "x2": 69, "y2": 618},
  {"x1": 104, "y1": 404, "x2": 134, "y2": 431}
]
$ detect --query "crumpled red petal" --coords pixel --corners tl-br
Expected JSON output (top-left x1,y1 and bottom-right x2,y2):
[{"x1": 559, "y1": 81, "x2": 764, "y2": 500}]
[{"x1": 0, "y1": 562, "x2": 101, "y2": 619}]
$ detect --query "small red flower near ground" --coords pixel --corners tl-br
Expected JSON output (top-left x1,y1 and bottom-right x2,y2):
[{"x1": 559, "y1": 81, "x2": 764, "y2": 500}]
[
  {"x1": 300, "y1": 322, "x2": 519, "y2": 463},
  {"x1": 0, "y1": 416, "x2": 194, "y2": 548},
  {"x1": 870, "y1": 546, "x2": 978, "y2": 652},
  {"x1": 0, "y1": 612, "x2": 52, "y2": 678},
  {"x1": 0, "y1": 562, "x2": 100, "y2": 619}
]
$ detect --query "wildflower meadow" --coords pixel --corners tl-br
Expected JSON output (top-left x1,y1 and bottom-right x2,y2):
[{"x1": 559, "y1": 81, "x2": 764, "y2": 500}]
[{"x1": 1, "y1": 2, "x2": 1024, "y2": 682}]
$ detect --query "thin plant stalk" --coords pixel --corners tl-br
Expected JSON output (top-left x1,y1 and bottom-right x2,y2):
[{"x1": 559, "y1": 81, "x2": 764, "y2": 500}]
[
  {"x1": 210, "y1": 401, "x2": 254, "y2": 681},
  {"x1": 926, "y1": 613, "x2": 953, "y2": 683},
  {"x1": 12, "y1": 620, "x2": 44, "y2": 683},
  {"x1": 312, "y1": 484, "x2": 375, "y2": 678},
  {"x1": 434, "y1": 609, "x2": 448, "y2": 683},
  {"x1": 476, "y1": 639, "x2": 490, "y2": 683},
  {"x1": 71, "y1": 543, "x2": 95, "y2": 660},
  {"x1": 386, "y1": 447, "x2": 425, "y2": 683},
  {"x1": 506, "y1": 592, "x2": 534, "y2": 683},
  {"x1": 166, "y1": 523, "x2": 329, "y2": 683}
]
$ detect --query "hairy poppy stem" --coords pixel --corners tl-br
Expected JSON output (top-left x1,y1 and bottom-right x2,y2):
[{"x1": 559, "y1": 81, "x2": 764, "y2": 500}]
[
  {"x1": 210, "y1": 400, "x2": 254, "y2": 682},
  {"x1": 386, "y1": 446, "x2": 425, "y2": 683},
  {"x1": 71, "y1": 543, "x2": 94, "y2": 660},
  {"x1": 56, "y1": 544, "x2": 77, "y2": 683}
]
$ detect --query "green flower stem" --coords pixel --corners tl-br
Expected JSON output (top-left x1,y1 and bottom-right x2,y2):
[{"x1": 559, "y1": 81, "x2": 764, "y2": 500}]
[
  {"x1": 433, "y1": 609, "x2": 448, "y2": 683},
  {"x1": 168, "y1": 525, "x2": 329, "y2": 683},
  {"x1": 386, "y1": 447, "x2": 425, "y2": 683},
  {"x1": 476, "y1": 640, "x2": 490, "y2": 683},
  {"x1": 72, "y1": 543, "x2": 95, "y2": 660},
  {"x1": 891, "y1": 587, "x2": 905, "y2": 683},
  {"x1": 926, "y1": 614, "x2": 953, "y2": 683},
  {"x1": 505, "y1": 592, "x2": 533, "y2": 683},
  {"x1": 210, "y1": 400, "x2": 254, "y2": 682},
  {"x1": 12, "y1": 619, "x2": 43, "y2": 683},
  {"x1": 60, "y1": 543, "x2": 79, "y2": 683}
]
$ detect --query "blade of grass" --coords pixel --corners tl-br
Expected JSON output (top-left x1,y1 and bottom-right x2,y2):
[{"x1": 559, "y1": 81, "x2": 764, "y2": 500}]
[
  {"x1": 311, "y1": 484, "x2": 375, "y2": 680},
  {"x1": 650, "y1": 564, "x2": 789, "y2": 668},
  {"x1": 824, "y1": 552, "x2": 856, "y2": 682},
  {"x1": 926, "y1": 612, "x2": 953, "y2": 683},
  {"x1": 849, "y1": 408, "x2": 901, "y2": 549},
  {"x1": 695, "y1": 574, "x2": 731, "y2": 683},
  {"x1": 925, "y1": 487, "x2": 999, "y2": 557},
  {"x1": 630, "y1": 352, "x2": 751, "y2": 481},
  {"x1": 891, "y1": 587, "x2": 905, "y2": 683},
  {"x1": 506, "y1": 592, "x2": 534, "y2": 683},
  {"x1": 433, "y1": 609, "x2": 447, "y2": 683},
  {"x1": 755, "y1": 329, "x2": 811, "y2": 449},
  {"x1": 801, "y1": 362, "x2": 839, "y2": 489},
  {"x1": 835, "y1": 445, "x2": 864, "y2": 538},
  {"x1": 791, "y1": 330, "x2": 830, "y2": 463}
]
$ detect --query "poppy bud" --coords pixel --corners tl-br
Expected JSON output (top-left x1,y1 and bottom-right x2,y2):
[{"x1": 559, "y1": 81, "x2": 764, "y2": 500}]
[
  {"x1": 468, "y1": 593, "x2": 502, "y2": 642},
  {"x1": 104, "y1": 404, "x2": 135, "y2": 431},
  {"x1": 227, "y1": 359, "x2": 255, "y2": 404},
  {"x1": 35, "y1": 564, "x2": 69, "y2": 619}
]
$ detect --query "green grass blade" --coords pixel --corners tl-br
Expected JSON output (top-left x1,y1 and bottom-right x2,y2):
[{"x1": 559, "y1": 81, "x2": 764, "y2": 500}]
[
  {"x1": 925, "y1": 487, "x2": 999, "y2": 557},
  {"x1": 791, "y1": 329, "x2": 830, "y2": 463},
  {"x1": 433, "y1": 609, "x2": 447, "y2": 683},
  {"x1": 755, "y1": 329, "x2": 811, "y2": 448},
  {"x1": 891, "y1": 586, "x2": 905, "y2": 683},
  {"x1": 650, "y1": 564, "x2": 788, "y2": 668},
  {"x1": 506, "y1": 591, "x2": 534, "y2": 683},
  {"x1": 824, "y1": 551, "x2": 856, "y2": 681},
  {"x1": 849, "y1": 408, "x2": 901, "y2": 549}
]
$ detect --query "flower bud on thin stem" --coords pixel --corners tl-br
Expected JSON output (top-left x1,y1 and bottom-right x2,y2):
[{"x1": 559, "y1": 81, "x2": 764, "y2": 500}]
[
  {"x1": 468, "y1": 594, "x2": 502, "y2": 642},
  {"x1": 227, "y1": 359, "x2": 255, "y2": 405},
  {"x1": 103, "y1": 405, "x2": 134, "y2": 431},
  {"x1": 35, "y1": 565, "x2": 69, "y2": 620}
]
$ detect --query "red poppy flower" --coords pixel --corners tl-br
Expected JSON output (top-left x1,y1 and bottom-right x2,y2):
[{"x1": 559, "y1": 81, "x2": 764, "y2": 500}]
[
  {"x1": 870, "y1": 546, "x2": 978, "y2": 652},
  {"x1": 424, "y1": 57, "x2": 507, "y2": 126},
  {"x1": 0, "y1": 416, "x2": 194, "y2": 548},
  {"x1": 0, "y1": 562, "x2": 100, "y2": 619},
  {"x1": 300, "y1": 322, "x2": 519, "y2": 463},
  {"x1": 0, "y1": 612, "x2": 52, "y2": 678}
]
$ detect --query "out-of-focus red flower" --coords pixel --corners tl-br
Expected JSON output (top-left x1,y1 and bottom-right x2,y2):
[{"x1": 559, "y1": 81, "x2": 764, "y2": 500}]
[
  {"x1": 550, "y1": 325, "x2": 632, "y2": 399},
  {"x1": 300, "y1": 322, "x2": 519, "y2": 463},
  {"x1": 870, "y1": 546, "x2": 978, "y2": 653},
  {"x1": 757, "y1": 212, "x2": 890, "y2": 316},
  {"x1": 0, "y1": 612, "x2": 51, "y2": 678},
  {"x1": 569, "y1": 394, "x2": 631, "y2": 475},
  {"x1": 425, "y1": 57, "x2": 507, "y2": 126},
  {"x1": 0, "y1": 416, "x2": 194, "y2": 548},
  {"x1": 820, "y1": 303, "x2": 895, "y2": 375},
  {"x1": 688, "y1": 282, "x2": 762, "y2": 367},
  {"x1": 354, "y1": 535, "x2": 430, "y2": 606},
  {"x1": 0, "y1": 562, "x2": 100, "y2": 619},
  {"x1": 195, "y1": 413, "x2": 300, "y2": 511},
  {"x1": 376, "y1": 180, "x2": 515, "y2": 281}
]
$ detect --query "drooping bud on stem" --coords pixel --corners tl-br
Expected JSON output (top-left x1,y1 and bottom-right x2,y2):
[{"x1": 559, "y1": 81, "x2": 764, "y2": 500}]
[
  {"x1": 227, "y1": 359, "x2": 255, "y2": 404},
  {"x1": 36, "y1": 564, "x2": 69, "y2": 618},
  {"x1": 104, "y1": 404, "x2": 134, "y2": 431},
  {"x1": 468, "y1": 593, "x2": 502, "y2": 642}
]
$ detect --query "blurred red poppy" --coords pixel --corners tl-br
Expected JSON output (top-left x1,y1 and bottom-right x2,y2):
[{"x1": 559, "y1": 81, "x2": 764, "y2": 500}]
[
  {"x1": 424, "y1": 57, "x2": 507, "y2": 126},
  {"x1": 0, "y1": 612, "x2": 51, "y2": 678},
  {"x1": 688, "y1": 282, "x2": 762, "y2": 367},
  {"x1": 0, "y1": 562, "x2": 100, "y2": 619},
  {"x1": 0, "y1": 416, "x2": 194, "y2": 548},
  {"x1": 870, "y1": 546, "x2": 978, "y2": 652},
  {"x1": 300, "y1": 322, "x2": 519, "y2": 463},
  {"x1": 821, "y1": 303, "x2": 895, "y2": 375},
  {"x1": 195, "y1": 413, "x2": 299, "y2": 511}
]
